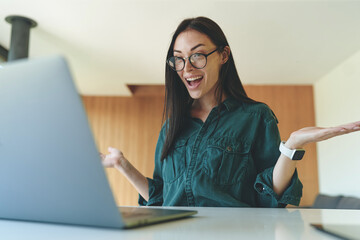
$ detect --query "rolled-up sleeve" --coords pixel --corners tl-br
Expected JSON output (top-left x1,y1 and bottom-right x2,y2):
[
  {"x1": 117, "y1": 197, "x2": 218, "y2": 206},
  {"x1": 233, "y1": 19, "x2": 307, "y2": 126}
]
[
  {"x1": 138, "y1": 177, "x2": 163, "y2": 206},
  {"x1": 254, "y1": 167, "x2": 303, "y2": 207},
  {"x1": 252, "y1": 110, "x2": 303, "y2": 207},
  {"x1": 138, "y1": 125, "x2": 166, "y2": 206}
]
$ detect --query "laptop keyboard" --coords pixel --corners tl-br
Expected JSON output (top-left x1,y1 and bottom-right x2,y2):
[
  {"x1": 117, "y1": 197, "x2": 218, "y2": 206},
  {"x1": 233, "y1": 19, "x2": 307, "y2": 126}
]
[{"x1": 119, "y1": 207, "x2": 156, "y2": 219}]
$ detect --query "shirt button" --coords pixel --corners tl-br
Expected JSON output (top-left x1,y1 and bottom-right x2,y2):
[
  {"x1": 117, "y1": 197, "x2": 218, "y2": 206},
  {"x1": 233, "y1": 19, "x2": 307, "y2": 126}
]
[{"x1": 256, "y1": 185, "x2": 265, "y2": 193}]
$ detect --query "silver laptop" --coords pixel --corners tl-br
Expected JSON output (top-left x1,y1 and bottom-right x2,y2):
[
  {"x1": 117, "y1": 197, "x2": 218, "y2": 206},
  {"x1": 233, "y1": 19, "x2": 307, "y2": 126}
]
[{"x1": 0, "y1": 56, "x2": 197, "y2": 228}]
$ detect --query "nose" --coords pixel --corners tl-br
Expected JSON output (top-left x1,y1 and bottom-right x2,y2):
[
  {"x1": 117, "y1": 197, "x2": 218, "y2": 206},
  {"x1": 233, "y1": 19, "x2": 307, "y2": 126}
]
[{"x1": 183, "y1": 58, "x2": 194, "y2": 72}]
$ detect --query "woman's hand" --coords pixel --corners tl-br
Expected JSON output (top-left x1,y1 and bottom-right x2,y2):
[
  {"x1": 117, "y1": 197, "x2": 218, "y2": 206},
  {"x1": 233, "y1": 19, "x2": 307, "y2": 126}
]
[
  {"x1": 100, "y1": 147, "x2": 126, "y2": 169},
  {"x1": 273, "y1": 121, "x2": 360, "y2": 196},
  {"x1": 100, "y1": 147, "x2": 150, "y2": 201},
  {"x1": 285, "y1": 121, "x2": 360, "y2": 149}
]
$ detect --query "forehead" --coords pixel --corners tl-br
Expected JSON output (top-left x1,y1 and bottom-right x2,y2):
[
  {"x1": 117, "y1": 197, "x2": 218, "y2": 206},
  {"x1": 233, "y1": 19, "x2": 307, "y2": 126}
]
[{"x1": 174, "y1": 29, "x2": 214, "y2": 51}]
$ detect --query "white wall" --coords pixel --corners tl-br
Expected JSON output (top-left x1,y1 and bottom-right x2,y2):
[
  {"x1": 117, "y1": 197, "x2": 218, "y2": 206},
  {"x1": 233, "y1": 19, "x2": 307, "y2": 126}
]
[{"x1": 314, "y1": 49, "x2": 360, "y2": 197}]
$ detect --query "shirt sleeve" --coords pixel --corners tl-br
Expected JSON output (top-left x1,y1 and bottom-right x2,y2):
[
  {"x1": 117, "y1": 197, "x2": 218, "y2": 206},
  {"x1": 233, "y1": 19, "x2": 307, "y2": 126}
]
[
  {"x1": 138, "y1": 125, "x2": 165, "y2": 206},
  {"x1": 252, "y1": 108, "x2": 303, "y2": 207}
]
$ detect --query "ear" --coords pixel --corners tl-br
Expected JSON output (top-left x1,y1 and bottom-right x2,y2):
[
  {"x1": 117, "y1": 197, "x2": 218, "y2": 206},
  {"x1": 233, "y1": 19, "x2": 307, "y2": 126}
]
[{"x1": 220, "y1": 46, "x2": 230, "y2": 65}]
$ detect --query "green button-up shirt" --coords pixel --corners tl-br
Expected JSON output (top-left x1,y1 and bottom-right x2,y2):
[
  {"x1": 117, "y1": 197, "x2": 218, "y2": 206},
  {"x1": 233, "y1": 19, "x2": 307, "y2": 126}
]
[{"x1": 139, "y1": 98, "x2": 303, "y2": 207}]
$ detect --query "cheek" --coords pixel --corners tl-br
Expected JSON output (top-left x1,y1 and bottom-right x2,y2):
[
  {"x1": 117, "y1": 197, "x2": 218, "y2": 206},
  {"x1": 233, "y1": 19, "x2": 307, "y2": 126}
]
[
  {"x1": 205, "y1": 68, "x2": 218, "y2": 83},
  {"x1": 204, "y1": 61, "x2": 221, "y2": 81},
  {"x1": 177, "y1": 72, "x2": 183, "y2": 80}
]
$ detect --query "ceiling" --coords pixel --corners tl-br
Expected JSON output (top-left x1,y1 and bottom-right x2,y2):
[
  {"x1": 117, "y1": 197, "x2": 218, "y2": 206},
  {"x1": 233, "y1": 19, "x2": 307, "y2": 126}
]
[{"x1": 1, "y1": 0, "x2": 360, "y2": 96}]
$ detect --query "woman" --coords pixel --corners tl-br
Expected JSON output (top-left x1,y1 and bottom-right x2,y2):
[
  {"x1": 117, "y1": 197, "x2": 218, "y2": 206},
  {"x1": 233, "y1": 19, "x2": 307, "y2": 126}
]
[{"x1": 101, "y1": 17, "x2": 360, "y2": 207}]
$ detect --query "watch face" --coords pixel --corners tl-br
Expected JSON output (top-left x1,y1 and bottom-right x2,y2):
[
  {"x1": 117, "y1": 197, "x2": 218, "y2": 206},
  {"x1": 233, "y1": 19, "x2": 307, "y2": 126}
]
[{"x1": 292, "y1": 150, "x2": 305, "y2": 160}]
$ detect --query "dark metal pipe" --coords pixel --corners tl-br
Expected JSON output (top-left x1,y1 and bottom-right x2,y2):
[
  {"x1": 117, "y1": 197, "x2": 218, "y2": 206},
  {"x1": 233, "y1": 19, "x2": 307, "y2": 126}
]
[
  {"x1": 5, "y1": 15, "x2": 37, "y2": 61},
  {"x1": 0, "y1": 44, "x2": 8, "y2": 61}
]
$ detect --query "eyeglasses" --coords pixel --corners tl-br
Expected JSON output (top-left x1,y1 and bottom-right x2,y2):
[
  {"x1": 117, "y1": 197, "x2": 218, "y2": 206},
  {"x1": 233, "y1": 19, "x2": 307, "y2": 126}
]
[{"x1": 166, "y1": 48, "x2": 218, "y2": 72}]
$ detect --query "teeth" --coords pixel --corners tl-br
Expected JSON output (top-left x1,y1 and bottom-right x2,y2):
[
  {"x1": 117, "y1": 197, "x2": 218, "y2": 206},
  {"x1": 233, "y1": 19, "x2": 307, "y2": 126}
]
[{"x1": 186, "y1": 76, "x2": 202, "y2": 81}]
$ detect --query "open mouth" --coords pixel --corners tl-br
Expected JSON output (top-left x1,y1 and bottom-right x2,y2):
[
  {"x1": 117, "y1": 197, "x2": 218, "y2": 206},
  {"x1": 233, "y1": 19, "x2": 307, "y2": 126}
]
[{"x1": 186, "y1": 76, "x2": 203, "y2": 89}]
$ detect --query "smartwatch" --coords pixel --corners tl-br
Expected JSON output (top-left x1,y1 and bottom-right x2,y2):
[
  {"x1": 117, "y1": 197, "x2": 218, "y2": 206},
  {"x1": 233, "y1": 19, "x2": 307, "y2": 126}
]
[{"x1": 279, "y1": 142, "x2": 305, "y2": 160}]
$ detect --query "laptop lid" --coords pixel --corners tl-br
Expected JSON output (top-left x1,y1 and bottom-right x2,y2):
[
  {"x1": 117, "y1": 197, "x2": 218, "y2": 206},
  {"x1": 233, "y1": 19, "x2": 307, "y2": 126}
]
[{"x1": 0, "y1": 56, "x2": 125, "y2": 228}]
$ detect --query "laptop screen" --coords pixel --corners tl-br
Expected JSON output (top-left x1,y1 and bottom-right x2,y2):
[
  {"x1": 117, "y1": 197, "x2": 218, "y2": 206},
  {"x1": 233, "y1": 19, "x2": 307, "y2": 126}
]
[{"x1": 0, "y1": 56, "x2": 124, "y2": 228}]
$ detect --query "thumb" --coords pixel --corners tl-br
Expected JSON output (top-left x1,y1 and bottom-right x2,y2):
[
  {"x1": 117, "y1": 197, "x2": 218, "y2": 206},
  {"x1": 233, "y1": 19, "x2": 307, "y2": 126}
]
[{"x1": 108, "y1": 146, "x2": 121, "y2": 155}]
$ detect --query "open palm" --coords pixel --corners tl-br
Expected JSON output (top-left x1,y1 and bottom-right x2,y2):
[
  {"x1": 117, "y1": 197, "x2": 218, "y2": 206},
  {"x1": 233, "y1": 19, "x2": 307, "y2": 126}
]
[
  {"x1": 289, "y1": 121, "x2": 360, "y2": 148},
  {"x1": 100, "y1": 147, "x2": 123, "y2": 168}
]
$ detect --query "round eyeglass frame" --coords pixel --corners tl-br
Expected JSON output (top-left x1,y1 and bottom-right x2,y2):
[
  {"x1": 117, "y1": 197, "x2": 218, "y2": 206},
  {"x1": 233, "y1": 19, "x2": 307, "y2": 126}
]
[{"x1": 166, "y1": 48, "x2": 218, "y2": 72}]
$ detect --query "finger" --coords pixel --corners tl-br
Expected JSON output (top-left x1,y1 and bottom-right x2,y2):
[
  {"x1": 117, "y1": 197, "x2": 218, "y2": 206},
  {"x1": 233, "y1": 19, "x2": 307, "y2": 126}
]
[
  {"x1": 307, "y1": 127, "x2": 345, "y2": 142},
  {"x1": 108, "y1": 146, "x2": 118, "y2": 154},
  {"x1": 108, "y1": 146, "x2": 123, "y2": 155},
  {"x1": 325, "y1": 126, "x2": 353, "y2": 137},
  {"x1": 352, "y1": 121, "x2": 360, "y2": 130},
  {"x1": 315, "y1": 125, "x2": 358, "y2": 141},
  {"x1": 335, "y1": 124, "x2": 360, "y2": 134},
  {"x1": 335, "y1": 121, "x2": 360, "y2": 130},
  {"x1": 99, "y1": 153, "x2": 106, "y2": 160}
]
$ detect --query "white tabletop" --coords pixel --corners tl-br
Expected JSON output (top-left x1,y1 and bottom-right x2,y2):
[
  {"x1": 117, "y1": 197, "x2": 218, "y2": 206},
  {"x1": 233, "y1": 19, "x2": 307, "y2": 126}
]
[{"x1": 1, "y1": 207, "x2": 359, "y2": 240}]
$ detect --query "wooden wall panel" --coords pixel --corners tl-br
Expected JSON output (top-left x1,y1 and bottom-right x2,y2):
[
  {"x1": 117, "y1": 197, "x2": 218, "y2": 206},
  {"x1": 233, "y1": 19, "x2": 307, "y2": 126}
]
[
  {"x1": 82, "y1": 96, "x2": 164, "y2": 206},
  {"x1": 82, "y1": 85, "x2": 318, "y2": 207}
]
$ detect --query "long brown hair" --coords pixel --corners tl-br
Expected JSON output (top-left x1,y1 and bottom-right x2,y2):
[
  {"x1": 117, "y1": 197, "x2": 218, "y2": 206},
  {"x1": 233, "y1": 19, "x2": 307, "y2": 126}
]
[{"x1": 161, "y1": 16, "x2": 256, "y2": 160}]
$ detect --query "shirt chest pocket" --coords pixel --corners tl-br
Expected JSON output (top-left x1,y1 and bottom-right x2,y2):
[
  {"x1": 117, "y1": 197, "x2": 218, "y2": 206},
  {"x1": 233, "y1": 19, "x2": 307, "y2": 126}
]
[
  {"x1": 162, "y1": 139, "x2": 187, "y2": 183},
  {"x1": 202, "y1": 137, "x2": 250, "y2": 185}
]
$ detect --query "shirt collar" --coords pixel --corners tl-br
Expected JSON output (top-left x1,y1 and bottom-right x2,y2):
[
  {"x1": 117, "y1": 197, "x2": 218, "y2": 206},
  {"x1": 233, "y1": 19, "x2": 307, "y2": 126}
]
[{"x1": 222, "y1": 97, "x2": 239, "y2": 112}]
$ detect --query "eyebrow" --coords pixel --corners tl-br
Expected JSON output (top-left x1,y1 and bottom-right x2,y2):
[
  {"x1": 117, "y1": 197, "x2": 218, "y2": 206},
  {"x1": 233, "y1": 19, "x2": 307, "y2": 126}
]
[{"x1": 174, "y1": 44, "x2": 205, "y2": 53}]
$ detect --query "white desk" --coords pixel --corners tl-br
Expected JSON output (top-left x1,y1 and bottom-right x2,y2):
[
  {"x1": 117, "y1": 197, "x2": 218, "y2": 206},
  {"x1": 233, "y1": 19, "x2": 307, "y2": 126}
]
[{"x1": 1, "y1": 207, "x2": 359, "y2": 240}]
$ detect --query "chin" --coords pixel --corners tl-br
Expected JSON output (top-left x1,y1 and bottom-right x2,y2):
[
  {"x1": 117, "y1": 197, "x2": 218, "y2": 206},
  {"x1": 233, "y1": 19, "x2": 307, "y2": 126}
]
[{"x1": 188, "y1": 91, "x2": 202, "y2": 100}]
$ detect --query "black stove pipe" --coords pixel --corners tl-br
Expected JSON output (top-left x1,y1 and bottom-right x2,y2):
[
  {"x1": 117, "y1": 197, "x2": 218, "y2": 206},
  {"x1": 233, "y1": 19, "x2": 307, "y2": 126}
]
[
  {"x1": 0, "y1": 45, "x2": 8, "y2": 61},
  {"x1": 5, "y1": 15, "x2": 37, "y2": 61}
]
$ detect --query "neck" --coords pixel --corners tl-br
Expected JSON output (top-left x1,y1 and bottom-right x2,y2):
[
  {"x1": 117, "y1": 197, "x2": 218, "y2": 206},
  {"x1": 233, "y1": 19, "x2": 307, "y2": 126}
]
[{"x1": 192, "y1": 92, "x2": 227, "y2": 113}]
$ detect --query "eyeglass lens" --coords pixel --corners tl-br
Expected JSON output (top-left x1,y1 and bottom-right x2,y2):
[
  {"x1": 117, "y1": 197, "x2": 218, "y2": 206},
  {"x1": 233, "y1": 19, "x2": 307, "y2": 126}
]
[{"x1": 171, "y1": 53, "x2": 207, "y2": 71}]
